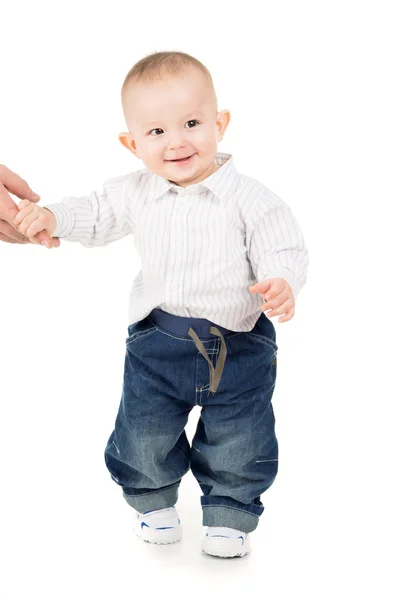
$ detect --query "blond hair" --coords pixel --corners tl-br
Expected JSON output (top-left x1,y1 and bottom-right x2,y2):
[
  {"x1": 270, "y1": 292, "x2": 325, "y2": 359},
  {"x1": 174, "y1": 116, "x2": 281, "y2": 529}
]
[{"x1": 121, "y1": 50, "x2": 216, "y2": 101}]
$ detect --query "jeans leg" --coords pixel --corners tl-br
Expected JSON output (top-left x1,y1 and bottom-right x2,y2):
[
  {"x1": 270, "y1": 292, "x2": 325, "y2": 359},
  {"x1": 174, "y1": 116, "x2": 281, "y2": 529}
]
[
  {"x1": 104, "y1": 326, "x2": 193, "y2": 513},
  {"x1": 191, "y1": 330, "x2": 278, "y2": 533}
]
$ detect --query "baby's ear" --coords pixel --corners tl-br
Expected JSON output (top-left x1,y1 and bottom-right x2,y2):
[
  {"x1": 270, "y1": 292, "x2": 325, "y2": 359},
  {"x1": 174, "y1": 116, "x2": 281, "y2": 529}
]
[
  {"x1": 216, "y1": 109, "x2": 231, "y2": 141},
  {"x1": 118, "y1": 132, "x2": 140, "y2": 158}
]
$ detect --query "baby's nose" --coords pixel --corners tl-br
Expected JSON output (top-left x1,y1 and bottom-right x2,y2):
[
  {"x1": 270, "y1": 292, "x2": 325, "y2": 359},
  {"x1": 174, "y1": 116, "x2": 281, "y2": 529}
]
[
  {"x1": 168, "y1": 140, "x2": 186, "y2": 150},
  {"x1": 167, "y1": 132, "x2": 187, "y2": 149}
]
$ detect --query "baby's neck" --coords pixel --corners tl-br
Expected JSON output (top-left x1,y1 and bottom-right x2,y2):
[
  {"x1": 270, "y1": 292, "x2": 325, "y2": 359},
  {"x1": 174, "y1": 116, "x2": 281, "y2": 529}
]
[{"x1": 168, "y1": 159, "x2": 220, "y2": 188}]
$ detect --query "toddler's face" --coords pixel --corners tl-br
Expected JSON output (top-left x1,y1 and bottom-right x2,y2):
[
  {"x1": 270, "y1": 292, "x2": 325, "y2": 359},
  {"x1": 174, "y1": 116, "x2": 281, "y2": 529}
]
[{"x1": 119, "y1": 67, "x2": 230, "y2": 187}]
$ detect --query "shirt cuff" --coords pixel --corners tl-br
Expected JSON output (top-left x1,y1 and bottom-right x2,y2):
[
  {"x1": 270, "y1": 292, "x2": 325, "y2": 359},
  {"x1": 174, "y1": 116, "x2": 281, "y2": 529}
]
[{"x1": 43, "y1": 203, "x2": 75, "y2": 238}]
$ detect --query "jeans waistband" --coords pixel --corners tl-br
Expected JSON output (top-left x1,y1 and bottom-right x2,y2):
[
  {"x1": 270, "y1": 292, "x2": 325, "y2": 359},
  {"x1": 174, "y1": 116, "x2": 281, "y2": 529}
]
[{"x1": 148, "y1": 307, "x2": 235, "y2": 338}]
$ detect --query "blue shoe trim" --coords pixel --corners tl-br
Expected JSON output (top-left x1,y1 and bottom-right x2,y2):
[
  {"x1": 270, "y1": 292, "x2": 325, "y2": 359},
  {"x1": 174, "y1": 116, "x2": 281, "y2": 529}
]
[
  {"x1": 140, "y1": 508, "x2": 179, "y2": 531},
  {"x1": 141, "y1": 522, "x2": 175, "y2": 530}
]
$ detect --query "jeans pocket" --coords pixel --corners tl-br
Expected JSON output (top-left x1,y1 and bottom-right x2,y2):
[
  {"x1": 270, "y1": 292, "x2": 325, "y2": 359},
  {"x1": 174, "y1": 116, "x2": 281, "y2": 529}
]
[
  {"x1": 246, "y1": 313, "x2": 278, "y2": 352},
  {"x1": 126, "y1": 318, "x2": 157, "y2": 346},
  {"x1": 245, "y1": 331, "x2": 278, "y2": 353}
]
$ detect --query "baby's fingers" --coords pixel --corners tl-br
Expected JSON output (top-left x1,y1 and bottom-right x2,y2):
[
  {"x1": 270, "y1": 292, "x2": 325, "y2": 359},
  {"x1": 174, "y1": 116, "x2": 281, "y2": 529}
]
[
  {"x1": 15, "y1": 210, "x2": 40, "y2": 237},
  {"x1": 18, "y1": 199, "x2": 32, "y2": 210},
  {"x1": 25, "y1": 219, "x2": 49, "y2": 240},
  {"x1": 13, "y1": 202, "x2": 35, "y2": 227}
]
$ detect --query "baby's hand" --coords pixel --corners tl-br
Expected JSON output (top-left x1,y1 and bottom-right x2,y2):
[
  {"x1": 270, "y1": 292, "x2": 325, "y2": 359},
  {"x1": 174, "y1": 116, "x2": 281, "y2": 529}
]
[
  {"x1": 248, "y1": 277, "x2": 295, "y2": 322},
  {"x1": 13, "y1": 200, "x2": 57, "y2": 246}
]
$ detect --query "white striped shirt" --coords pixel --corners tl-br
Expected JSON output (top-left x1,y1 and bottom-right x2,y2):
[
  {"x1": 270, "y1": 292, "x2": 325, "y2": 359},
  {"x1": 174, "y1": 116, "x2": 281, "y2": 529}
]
[{"x1": 45, "y1": 152, "x2": 309, "y2": 332}]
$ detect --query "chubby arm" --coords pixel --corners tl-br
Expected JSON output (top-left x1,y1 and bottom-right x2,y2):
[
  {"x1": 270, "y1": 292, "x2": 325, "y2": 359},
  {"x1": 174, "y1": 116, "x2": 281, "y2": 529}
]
[
  {"x1": 245, "y1": 188, "x2": 309, "y2": 301},
  {"x1": 14, "y1": 174, "x2": 135, "y2": 248}
]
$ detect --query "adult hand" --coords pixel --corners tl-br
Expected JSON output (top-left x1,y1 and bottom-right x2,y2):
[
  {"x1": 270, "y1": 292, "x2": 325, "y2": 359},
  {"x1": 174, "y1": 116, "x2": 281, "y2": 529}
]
[{"x1": 0, "y1": 164, "x2": 60, "y2": 247}]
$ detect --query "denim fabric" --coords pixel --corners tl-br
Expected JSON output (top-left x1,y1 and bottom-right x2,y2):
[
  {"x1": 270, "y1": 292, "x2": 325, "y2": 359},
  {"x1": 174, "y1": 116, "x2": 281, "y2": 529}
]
[{"x1": 104, "y1": 308, "x2": 278, "y2": 533}]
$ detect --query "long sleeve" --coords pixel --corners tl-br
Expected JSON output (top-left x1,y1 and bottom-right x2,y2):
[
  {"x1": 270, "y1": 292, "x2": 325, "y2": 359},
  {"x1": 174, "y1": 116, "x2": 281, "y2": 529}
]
[
  {"x1": 245, "y1": 188, "x2": 309, "y2": 300},
  {"x1": 43, "y1": 173, "x2": 135, "y2": 247}
]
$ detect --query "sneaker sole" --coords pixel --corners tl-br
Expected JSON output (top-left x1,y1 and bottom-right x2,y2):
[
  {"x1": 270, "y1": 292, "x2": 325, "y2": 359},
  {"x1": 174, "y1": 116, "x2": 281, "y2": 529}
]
[
  {"x1": 201, "y1": 536, "x2": 251, "y2": 558},
  {"x1": 134, "y1": 524, "x2": 183, "y2": 545}
]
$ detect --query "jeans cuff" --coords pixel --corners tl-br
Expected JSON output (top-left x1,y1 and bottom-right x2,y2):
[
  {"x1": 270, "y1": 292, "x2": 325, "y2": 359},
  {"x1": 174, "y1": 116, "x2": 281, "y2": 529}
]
[
  {"x1": 122, "y1": 481, "x2": 180, "y2": 513},
  {"x1": 202, "y1": 504, "x2": 261, "y2": 533}
]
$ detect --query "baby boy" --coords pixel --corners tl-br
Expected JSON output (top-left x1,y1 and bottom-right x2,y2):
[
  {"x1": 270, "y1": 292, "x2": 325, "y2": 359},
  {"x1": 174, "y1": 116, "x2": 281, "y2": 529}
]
[{"x1": 13, "y1": 50, "x2": 309, "y2": 559}]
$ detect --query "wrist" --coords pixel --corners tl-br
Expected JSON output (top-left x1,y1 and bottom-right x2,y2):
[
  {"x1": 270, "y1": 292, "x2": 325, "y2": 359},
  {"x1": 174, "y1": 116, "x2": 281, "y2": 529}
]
[{"x1": 43, "y1": 207, "x2": 57, "y2": 237}]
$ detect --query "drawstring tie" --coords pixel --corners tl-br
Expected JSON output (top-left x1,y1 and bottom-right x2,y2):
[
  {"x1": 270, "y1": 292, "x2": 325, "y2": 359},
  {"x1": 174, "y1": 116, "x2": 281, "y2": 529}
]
[{"x1": 188, "y1": 326, "x2": 227, "y2": 393}]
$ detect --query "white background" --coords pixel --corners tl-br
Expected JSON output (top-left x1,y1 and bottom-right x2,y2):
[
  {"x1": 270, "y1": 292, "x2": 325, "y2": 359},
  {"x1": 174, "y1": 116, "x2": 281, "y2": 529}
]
[{"x1": 0, "y1": 1, "x2": 397, "y2": 598}]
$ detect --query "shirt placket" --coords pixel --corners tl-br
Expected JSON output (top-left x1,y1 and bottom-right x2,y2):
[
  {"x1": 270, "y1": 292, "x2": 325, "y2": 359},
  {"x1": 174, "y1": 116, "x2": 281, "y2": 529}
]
[{"x1": 168, "y1": 191, "x2": 191, "y2": 302}]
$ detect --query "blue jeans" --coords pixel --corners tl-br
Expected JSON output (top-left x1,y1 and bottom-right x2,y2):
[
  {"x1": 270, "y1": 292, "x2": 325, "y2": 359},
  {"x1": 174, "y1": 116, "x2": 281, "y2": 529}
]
[{"x1": 104, "y1": 307, "x2": 278, "y2": 533}]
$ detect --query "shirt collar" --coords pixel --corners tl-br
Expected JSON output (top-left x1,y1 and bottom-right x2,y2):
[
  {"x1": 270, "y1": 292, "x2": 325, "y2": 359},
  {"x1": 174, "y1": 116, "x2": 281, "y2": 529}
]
[{"x1": 145, "y1": 152, "x2": 238, "y2": 203}]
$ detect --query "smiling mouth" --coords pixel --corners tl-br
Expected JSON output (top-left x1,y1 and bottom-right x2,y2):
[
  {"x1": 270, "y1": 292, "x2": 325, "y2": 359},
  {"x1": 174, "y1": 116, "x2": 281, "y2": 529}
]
[{"x1": 166, "y1": 154, "x2": 194, "y2": 162}]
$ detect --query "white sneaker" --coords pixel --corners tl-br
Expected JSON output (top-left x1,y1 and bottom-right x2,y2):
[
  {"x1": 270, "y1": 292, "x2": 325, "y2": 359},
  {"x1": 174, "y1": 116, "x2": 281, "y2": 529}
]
[
  {"x1": 201, "y1": 526, "x2": 251, "y2": 558},
  {"x1": 132, "y1": 506, "x2": 182, "y2": 545}
]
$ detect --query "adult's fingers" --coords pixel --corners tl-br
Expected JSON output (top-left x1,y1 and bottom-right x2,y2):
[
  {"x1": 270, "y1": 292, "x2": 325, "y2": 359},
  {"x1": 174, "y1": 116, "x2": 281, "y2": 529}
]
[
  {"x1": 0, "y1": 166, "x2": 59, "y2": 247},
  {"x1": 0, "y1": 164, "x2": 40, "y2": 224},
  {"x1": 0, "y1": 164, "x2": 40, "y2": 201},
  {"x1": 0, "y1": 166, "x2": 61, "y2": 248},
  {"x1": 32, "y1": 231, "x2": 61, "y2": 248},
  {"x1": 0, "y1": 219, "x2": 31, "y2": 242},
  {"x1": 0, "y1": 232, "x2": 29, "y2": 244},
  {"x1": 0, "y1": 219, "x2": 61, "y2": 247}
]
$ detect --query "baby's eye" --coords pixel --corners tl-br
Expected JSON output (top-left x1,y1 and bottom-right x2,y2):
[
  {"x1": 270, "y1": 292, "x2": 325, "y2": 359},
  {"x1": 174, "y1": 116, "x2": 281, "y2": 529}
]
[
  {"x1": 149, "y1": 128, "x2": 164, "y2": 136},
  {"x1": 185, "y1": 119, "x2": 199, "y2": 128}
]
